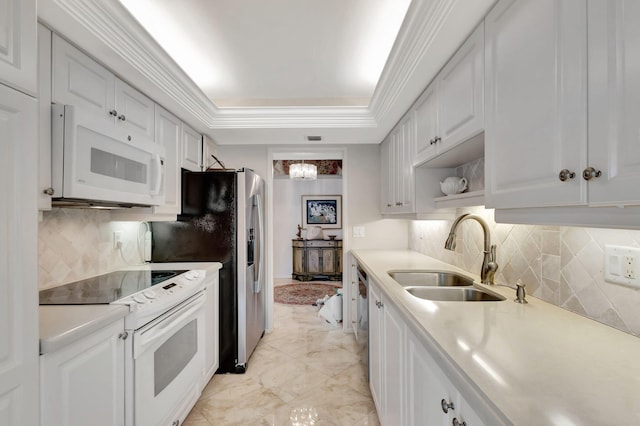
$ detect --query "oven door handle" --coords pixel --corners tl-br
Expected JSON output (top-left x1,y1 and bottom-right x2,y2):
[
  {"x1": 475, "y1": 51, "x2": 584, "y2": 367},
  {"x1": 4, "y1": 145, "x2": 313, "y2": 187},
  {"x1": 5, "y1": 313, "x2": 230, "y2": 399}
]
[{"x1": 134, "y1": 294, "x2": 205, "y2": 359}]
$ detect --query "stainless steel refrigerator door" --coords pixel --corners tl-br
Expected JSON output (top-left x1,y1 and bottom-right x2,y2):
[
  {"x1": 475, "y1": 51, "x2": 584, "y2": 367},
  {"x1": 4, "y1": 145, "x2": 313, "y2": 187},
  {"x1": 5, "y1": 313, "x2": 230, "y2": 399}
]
[{"x1": 236, "y1": 169, "x2": 266, "y2": 369}]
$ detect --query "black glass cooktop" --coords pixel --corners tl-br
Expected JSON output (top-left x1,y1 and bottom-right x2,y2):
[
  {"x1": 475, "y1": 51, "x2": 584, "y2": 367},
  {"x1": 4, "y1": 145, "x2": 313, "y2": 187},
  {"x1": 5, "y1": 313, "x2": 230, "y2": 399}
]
[{"x1": 39, "y1": 270, "x2": 187, "y2": 305}]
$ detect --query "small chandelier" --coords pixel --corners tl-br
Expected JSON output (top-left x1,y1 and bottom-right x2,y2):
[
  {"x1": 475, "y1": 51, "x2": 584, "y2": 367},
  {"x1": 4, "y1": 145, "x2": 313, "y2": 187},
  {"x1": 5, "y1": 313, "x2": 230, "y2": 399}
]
[{"x1": 289, "y1": 162, "x2": 317, "y2": 180}]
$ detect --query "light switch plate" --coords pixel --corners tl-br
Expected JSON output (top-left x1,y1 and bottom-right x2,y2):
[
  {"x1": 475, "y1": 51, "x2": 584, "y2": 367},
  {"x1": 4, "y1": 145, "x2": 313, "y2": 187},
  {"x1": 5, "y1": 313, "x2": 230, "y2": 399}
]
[
  {"x1": 604, "y1": 245, "x2": 640, "y2": 288},
  {"x1": 352, "y1": 226, "x2": 365, "y2": 238}
]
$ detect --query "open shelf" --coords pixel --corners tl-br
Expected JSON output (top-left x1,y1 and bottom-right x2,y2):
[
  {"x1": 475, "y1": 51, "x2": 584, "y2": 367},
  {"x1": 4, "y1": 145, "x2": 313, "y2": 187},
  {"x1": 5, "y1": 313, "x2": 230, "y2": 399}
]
[{"x1": 434, "y1": 190, "x2": 484, "y2": 209}]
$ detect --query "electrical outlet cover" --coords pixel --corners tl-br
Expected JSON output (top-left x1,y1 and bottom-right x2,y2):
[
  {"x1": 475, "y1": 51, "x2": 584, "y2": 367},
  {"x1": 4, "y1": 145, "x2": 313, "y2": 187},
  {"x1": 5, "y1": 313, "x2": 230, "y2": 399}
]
[{"x1": 604, "y1": 245, "x2": 640, "y2": 288}]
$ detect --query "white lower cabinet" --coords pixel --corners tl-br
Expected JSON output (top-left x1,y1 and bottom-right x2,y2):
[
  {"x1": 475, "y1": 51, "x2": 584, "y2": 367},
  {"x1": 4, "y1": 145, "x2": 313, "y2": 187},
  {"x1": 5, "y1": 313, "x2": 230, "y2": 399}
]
[
  {"x1": 369, "y1": 282, "x2": 404, "y2": 425},
  {"x1": 406, "y1": 328, "x2": 484, "y2": 426},
  {"x1": 202, "y1": 271, "x2": 220, "y2": 390},
  {"x1": 370, "y1": 279, "x2": 491, "y2": 426},
  {"x1": 40, "y1": 319, "x2": 126, "y2": 426}
]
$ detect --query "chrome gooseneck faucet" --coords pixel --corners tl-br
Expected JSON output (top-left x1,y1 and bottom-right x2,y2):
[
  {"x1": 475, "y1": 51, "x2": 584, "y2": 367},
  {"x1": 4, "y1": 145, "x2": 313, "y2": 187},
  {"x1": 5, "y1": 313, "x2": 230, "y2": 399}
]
[{"x1": 444, "y1": 213, "x2": 498, "y2": 285}]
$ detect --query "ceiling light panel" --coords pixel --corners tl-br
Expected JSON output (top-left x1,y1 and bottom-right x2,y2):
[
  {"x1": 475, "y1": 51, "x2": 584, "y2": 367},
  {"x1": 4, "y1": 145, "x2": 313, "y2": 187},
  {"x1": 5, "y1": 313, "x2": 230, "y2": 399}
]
[{"x1": 119, "y1": 0, "x2": 411, "y2": 108}]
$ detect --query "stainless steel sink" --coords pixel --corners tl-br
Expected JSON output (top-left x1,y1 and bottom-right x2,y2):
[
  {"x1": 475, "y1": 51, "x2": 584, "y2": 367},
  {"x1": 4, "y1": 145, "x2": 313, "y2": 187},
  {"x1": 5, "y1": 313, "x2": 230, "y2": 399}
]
[
  {"x1": 388, "y1": 270, "x2": 474, "y2": 287},
  {"x1": 405, "y1": 286, "x2": 506, "y2": 302}
]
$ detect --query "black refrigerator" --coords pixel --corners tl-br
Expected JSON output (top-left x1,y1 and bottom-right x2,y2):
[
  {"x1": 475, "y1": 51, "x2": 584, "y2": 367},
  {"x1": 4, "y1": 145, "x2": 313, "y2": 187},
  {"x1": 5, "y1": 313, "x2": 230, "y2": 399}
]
[{"x1": 151, "y1": 168, "x2": 265, "y2": 373}]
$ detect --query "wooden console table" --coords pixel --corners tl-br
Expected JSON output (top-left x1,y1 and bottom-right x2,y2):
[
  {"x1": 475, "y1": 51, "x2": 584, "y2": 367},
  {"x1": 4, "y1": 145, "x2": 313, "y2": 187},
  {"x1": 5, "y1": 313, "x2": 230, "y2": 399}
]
[{"x1": 292, "y1": 239, "x2": 342, "y2": 281}]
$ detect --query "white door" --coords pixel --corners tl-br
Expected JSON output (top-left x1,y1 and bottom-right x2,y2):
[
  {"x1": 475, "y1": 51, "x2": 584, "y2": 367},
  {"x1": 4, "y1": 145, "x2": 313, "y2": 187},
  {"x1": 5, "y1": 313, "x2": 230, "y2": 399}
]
[
  {"x1": 181, "y1": 122, "x2": 202, "y2": 171},
  {"x1": 588, "y1": 1, "x2": 640, "y2": 206},
  {"x1": 153, "y1": 105, "x2": 182, "y2": 215},
  {"x1": 0, "y1": 84, "x2": 39, "y2": 426},
  {"x1": 52, "y1": 34, "x2": 116, "y2": 122},
  {"x1": 0, "y1": 0, "x2": 37, "y2": 95},
  {"x1": 382, "y1": 300, "x2": 404, "y2": 426},
  {"x1": 484, "y1": 0, "x2": 588, "y2": 208},
  {"x1": 40, "y1": 320, "x2": 125, "y2": 426},
  {"x1": 114, "y1": 79, "x2": 155, "y2": 140},
  {"x1": 413, "y1": 83, "x2": 439, "y2": 164},
  {"x1": 368, "y1": 283, "x2": 383, "y2": 414},
  {"x1": 399, "y1": 116, "x2": 415, "y2": 213},
  {"x1": 437, "y1": 23, "x2": 484, "y2": 153}
]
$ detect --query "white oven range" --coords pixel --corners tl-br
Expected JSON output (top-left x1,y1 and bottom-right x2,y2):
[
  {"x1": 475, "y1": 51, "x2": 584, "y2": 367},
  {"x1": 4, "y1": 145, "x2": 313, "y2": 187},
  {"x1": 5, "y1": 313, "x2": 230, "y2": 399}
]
[{"x1": 39, "y1": 269, "x2": 207, "y2": 426}]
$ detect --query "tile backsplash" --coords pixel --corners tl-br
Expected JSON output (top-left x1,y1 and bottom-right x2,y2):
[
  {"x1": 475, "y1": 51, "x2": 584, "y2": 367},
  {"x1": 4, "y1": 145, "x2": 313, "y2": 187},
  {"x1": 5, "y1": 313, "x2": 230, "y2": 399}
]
[
  {"x1": 410, "y1": 206, "x2": 640, "y2": 337},
  {"x1": 39, "y1": 209, "x2": 144, "y2": 289}
]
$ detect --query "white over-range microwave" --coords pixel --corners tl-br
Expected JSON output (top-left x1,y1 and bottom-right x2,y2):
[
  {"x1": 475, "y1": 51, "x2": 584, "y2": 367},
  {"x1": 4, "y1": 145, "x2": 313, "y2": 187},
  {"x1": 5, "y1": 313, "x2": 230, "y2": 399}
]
[{"x1": 51, "y1": 104, "x2": 165, "y2": 207}]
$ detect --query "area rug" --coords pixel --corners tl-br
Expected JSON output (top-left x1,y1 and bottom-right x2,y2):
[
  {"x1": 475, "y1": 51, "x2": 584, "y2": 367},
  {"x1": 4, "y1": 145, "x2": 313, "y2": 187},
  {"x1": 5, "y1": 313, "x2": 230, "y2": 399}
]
[{"x1": 274, "y1": 283, "x2": 341, "y2": 305}]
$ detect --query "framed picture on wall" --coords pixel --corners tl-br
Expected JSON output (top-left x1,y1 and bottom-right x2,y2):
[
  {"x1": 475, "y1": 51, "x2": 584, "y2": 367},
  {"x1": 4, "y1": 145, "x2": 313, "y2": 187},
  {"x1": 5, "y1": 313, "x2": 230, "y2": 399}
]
[{"x1": 302, "y1": 195, "x2": 342, "y2": 229}]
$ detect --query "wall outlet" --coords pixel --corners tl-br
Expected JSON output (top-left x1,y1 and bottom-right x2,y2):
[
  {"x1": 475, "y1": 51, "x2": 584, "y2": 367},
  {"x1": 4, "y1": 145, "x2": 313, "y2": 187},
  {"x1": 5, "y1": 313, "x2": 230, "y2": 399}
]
[
  {"x1": 604, "y1": 245, "x2": 640, "y2": 288},
  {"x1": 113, "y1": 231, "x2": 123, "y2": 249}
]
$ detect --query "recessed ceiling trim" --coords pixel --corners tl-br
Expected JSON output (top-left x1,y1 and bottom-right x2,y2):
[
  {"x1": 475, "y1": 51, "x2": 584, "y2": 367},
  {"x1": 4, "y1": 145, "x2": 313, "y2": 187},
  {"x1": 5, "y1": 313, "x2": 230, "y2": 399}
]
[{"x1": 38, "y1": 0, "x2": 497, "y2": 142}]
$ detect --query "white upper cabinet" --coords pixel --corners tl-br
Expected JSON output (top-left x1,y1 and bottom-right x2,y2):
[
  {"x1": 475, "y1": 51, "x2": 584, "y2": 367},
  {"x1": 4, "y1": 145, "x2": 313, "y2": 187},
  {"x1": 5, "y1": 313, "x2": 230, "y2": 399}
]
[
  {"x1": 485, "y1": 0, "x2": 588, "y2": 209},
  {"x1": 487, "y1": 0, "x2": 640, "y2": 211},
  {"x1": 52, "y1": 34, "x2": 154, "y2": 140},
  {"x1": 414, "y1": 23, "x2": 484, "y2": 167},
  {"x1": 181, "y1": 122, "x2": 202, "y2": 172},
  {"x1": 0, "y1": 0, "x2": 37, "y2": 95},
  {"x1": 38, "y1": 24, "x2": 53, "y2": 211},
  {"x1": 114, "y1": 79, "x2": 155, "y2": 140},
  {"x1": 381, "y1": 115, "x2": 415, "y2": 214},
  {"x1": 153, "y1": 105, "x2": 182, "y2": 216},
  {"x1": 587, "y1": 1, "x2": 640, "y2": 206}
]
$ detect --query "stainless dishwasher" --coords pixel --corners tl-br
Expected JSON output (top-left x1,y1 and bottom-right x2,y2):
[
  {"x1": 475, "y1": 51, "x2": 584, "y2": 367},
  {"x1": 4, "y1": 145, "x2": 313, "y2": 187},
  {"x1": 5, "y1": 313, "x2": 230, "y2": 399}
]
[{"x1": 356, "y1": 264, "x2": 369, "y2": 378}]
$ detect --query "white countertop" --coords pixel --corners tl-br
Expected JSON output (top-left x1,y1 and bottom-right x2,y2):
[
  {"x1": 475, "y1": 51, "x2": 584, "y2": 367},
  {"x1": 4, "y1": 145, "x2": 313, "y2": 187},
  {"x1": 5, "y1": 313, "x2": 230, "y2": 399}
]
[
  {"x1": 39, "y1": 262, "x2": 222, "y2": 355},
  {"x1": 351, "y1": 249, "x2": 640, "y2": 425}
]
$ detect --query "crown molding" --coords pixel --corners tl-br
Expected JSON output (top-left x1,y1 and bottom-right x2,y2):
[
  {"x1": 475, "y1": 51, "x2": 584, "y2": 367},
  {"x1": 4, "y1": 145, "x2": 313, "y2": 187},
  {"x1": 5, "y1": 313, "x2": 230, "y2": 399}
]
[
  {"x1": 370, "y1": 0, "x2": 454, "y2": 123},
  {"x1": 38, "y1": 0, "x2": 493, "y2": 140}
]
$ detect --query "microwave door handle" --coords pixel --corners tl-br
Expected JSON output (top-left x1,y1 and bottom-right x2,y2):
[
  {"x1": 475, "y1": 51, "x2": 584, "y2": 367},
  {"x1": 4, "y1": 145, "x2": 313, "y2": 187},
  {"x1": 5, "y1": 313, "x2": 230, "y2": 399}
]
[{"x1": 150, "y1": 153, "x2": 163, "y2": 195}]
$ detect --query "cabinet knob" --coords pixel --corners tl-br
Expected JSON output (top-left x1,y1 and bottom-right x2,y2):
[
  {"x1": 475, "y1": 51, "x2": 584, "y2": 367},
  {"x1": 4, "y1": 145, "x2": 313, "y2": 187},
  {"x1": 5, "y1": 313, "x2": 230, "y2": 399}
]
[
  {"x1": 43, "y1": 187, "x2": 55, "y2": 196},
  {"x1": 118, "y1": 331, "x2": 128, "y2": 340},
  {"x1": 127, "y1": 135, "x2": 132, "y2": 141},
  {"x1": 452, "y1": 419, "x2": 466, "y2": 426},
  {"x1": 172, "y1": 421, "x2": 180, "y2": 426},
  {"x1": 108, "y1": 109, "x2": 118, "y2": 117},
  {"x1": 395, "y1": 202, "x2": 403, "y2": 206},
  {"x1": 387, "y1": 204, "x2": 392, "y2": 208},
  {"x1": 582, "y1": 167, "x2": 602, "y2": 181},
  {"x1": 558, "y1": 169, "x2": 576, "y2": 182},
  {"x1": 429, "y1": 138, "x2": 436, "y2": 145},
  {"x1": 118, "y1": 114, "x2": 126, "y2": 121},
  {"x1": 441, "y1": 399, "x2": 455, "y2": 413}
]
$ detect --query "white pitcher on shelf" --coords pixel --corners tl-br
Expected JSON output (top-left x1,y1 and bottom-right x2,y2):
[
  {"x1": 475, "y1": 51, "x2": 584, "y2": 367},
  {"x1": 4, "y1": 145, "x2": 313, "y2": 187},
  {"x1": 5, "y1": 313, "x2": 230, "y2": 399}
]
[{"x1": 440, "y1": 176, "x2": 468, "y2": 195}]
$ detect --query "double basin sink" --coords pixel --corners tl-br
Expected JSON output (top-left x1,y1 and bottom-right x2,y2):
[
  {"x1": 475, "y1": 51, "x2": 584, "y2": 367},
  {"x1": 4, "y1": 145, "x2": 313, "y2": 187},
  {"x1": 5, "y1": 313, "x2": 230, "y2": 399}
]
[{"x1": 388, "y1": 270, "x2": 505, "y2": 302}]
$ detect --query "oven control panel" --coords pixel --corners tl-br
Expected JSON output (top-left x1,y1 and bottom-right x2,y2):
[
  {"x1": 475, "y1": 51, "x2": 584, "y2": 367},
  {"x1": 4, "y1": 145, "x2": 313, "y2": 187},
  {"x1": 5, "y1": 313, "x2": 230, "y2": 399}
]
[{"x1": 114, "y1": 270, "x2": 206, "y2": 329}]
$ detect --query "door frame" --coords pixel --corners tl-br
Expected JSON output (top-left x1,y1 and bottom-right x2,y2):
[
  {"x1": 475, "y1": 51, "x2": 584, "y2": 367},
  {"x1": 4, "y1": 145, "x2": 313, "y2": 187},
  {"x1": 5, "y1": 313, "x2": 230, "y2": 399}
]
[{"x1": 265, "y1": 147, "x2": 349, "y2": 332}]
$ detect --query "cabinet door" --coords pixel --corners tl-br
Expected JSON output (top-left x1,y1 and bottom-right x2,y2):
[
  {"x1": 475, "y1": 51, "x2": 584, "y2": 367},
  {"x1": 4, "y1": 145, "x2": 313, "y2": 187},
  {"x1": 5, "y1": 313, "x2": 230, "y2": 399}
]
[
  {"x1": 306, "y1": 247, "x2": 321, "y2": 274},
  {"x1": 368, "y1": 283, "x2": 383, "y2": 415},
  {"x1": 382, "y1": 299, "x2": 404, "y2": 426},
  {"x1": 399, "y1": 117, "x2": 415, "y2": 213},
  {"x1": 380, "y1": 137, "x2": 395, "y2": 213},
  {"x1": 414, "y1": 83, "x2": 439, "y2": 164},
  {"x1": 40, "y1": 320, "x2": 125, "y2": 426},
  {"x1": 484, "y1": 0, "x2": 587, "y2": 208},
  {"x1": 292, "y1": 246, "x2": 304, "y2": 275},
  {"x1": 0, "y1": 0, "x2": 37, "y2": 95},
  {"x1": 406, "y1": 329, "x2": 450, "y2": 426},
  {"x1": 202, "y1": 274, "x2": 219, "y2": 388},
  {"x1": 114, "y1": 79, "x2": 155, "y2": 140},
  {"x1": 52, "y1": 34, "x2": 116, "y2": 122},
  {"x1": 181, "y1": 122, "x2": 202, "y2": 171},
  {"x1": 0, "y1": 84, "x2": 39, "y2": 426},
  {"x1": 321, "y1": 247, "x2": 335, "y2": 274},
  {"x1": 588, "y1": 1, "x2": 640, "y2": 206},
  {"x1": 438, "y1": 23, "x2": 484, "y2": 153},
  {"x1": 38, "y1": 24, "x2": 53, "y2": 210},
  {"x1": 153, "y1": 105, "x2": 181, "y2": 215}
]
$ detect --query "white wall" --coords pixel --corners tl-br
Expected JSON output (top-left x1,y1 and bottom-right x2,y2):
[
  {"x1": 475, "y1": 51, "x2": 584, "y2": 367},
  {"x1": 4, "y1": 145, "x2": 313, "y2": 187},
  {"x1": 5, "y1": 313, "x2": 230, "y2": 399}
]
[{"x1": 273, "y1": 177, "x2": 343, "y2": 278}]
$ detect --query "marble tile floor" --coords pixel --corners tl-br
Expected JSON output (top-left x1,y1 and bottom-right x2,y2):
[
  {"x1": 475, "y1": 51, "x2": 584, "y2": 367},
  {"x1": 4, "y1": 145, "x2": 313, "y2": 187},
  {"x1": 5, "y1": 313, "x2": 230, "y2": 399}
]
[{"x1": 184, "y1": 302, "x2": 379, "y2": 425}]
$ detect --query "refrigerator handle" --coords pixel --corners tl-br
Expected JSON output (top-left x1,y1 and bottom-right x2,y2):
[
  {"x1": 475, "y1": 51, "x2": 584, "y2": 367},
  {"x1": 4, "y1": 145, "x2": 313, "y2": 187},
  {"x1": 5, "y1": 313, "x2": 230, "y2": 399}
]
[{"x1": 254, "y1": 193, "x2": 264, "y2": 294}]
